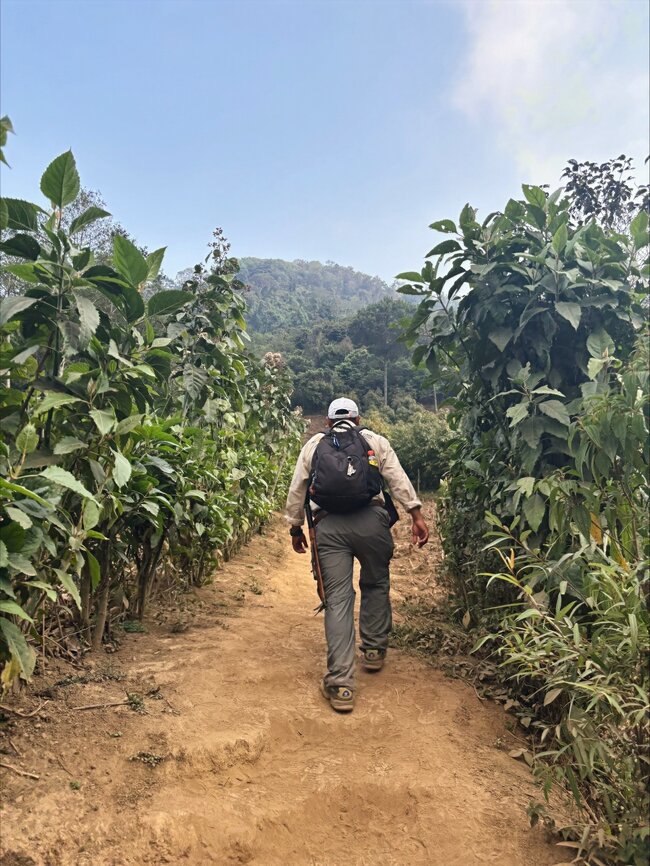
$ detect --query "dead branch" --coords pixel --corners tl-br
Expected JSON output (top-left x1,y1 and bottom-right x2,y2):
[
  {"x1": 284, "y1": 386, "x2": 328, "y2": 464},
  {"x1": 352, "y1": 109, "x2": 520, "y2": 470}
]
[
  {"x1": 72, "y1": 700, "x2": 129, "y2": 711},
  {"x1": 0, "y1": 761, "x2": 39, "y2": 780},
  {"x1": 0, "y1": 700, "x2": 49, "y2": 718}
]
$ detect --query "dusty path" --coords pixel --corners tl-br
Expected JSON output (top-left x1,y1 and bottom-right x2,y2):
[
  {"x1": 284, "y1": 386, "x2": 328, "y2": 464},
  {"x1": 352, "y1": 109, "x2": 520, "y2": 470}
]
[{"x1": 0, "y1": 512, "x2": 564, "y2": 866}]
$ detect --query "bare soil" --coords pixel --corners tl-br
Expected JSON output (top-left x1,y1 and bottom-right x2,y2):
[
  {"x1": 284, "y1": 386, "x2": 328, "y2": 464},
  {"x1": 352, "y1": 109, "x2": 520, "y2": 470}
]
[{"x1": 0, "y1": 504, "x2": 566, "y2": 866}]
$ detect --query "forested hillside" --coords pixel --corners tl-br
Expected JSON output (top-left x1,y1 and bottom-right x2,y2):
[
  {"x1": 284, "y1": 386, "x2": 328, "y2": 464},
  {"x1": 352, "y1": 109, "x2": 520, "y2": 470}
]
[
  {"x1": 232, "y1": 258, "x2": 429, "y2": 413},
  {"x1": 237, "y1": 257, "x2": 392, "y2": 332}
]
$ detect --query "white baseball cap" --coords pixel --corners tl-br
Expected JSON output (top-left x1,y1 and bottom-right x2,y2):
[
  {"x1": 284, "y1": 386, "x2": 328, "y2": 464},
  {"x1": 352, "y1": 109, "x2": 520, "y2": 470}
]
[{"x1": 327, "y1": 397, "x2": 360, "y2": 419}]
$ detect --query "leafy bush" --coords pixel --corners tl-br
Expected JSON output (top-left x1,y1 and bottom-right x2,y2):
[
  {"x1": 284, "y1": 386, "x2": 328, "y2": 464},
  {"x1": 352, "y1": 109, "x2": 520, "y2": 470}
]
[
  {"x1": 399, "y1": 180, "x2": 649, "y2": 862},
  {"x1": 0, "y1": 148, "x2": 303, "y2": 688},
  {"x1": 365, "y1": 406, "x2": 452, "y2": 491}
]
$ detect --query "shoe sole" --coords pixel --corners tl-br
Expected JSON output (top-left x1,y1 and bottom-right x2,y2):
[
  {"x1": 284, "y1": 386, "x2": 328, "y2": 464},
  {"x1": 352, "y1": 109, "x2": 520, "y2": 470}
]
[
  {"x1": 362, "y1": 653, "x2": 385, "y2": 672},
  {"x1": 320, "y1": 681, "x2": 354, "y2": 713}
]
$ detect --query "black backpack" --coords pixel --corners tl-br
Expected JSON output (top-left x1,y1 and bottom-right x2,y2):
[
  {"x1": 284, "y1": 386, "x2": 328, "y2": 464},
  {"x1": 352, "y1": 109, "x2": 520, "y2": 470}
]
[{"x1": 308, "y1": 421, "x2": 382, "y2": 514}]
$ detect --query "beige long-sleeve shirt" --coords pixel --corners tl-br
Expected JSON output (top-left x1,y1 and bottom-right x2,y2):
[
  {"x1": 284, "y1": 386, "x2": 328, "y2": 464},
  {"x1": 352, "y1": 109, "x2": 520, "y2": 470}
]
[{"x1": 285, "y1": 422, "x2": 422, "y2": 526}]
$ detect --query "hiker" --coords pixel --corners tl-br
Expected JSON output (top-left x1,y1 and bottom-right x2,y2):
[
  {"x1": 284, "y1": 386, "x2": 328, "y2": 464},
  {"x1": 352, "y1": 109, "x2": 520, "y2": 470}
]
[{"x1": 285, "y1": 397, "x2": 429, "y2": 712}]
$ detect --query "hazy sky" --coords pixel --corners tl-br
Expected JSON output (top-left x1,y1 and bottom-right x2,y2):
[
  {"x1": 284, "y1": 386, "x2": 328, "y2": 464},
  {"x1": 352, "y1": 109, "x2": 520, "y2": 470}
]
[{"x1": 2, "y1": 0, "x2": 648, "y2": 282}]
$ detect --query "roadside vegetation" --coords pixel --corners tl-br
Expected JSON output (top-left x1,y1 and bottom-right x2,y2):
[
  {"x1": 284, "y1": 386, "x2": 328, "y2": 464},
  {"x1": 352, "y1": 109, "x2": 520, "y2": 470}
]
[
  {"x1": 398, "y1": 157, "x2": 649, "y2": 864},
  {"x1": 0, "y1": 136, "x2": 303, "y2": 691}
]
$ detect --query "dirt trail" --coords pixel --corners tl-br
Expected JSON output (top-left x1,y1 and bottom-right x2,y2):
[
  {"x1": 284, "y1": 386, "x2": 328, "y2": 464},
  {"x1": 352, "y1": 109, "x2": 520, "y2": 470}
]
[{"x1": 1, "y1": 511, "x2": 565, "y2": 866}]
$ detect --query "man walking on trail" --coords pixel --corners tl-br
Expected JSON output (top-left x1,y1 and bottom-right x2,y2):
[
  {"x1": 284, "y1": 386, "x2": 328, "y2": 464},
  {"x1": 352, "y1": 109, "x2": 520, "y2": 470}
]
[{"x1": 285, "y1": 397, "x2": 429, "y2": 713}]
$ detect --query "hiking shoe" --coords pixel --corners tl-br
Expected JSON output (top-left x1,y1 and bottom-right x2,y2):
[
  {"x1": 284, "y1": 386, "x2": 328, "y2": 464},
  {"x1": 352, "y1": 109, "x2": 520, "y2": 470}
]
[
  {"x1": 362, "y1": 648, "x2": 386, "y2": 671},
  {"x1": 320, "y1": 680, "x2": 354, "y2": 712}
]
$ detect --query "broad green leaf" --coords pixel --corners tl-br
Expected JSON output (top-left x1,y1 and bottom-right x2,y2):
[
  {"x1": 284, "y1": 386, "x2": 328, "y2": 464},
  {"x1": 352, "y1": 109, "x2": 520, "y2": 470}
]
[
  {"x1": 552, "y1": 223, "x2": 568, "y2": 255},
  {"x1": 522, "y1": 185, "x2": 546, "y2": 209},
  {"x1": 115, "y1": 414, "x2": 144, "y2": 435},
  {"x1": 3, "y1": 507, "x2": 32, "y2": 530},
  {"x1": 538, "y1": 400, "x2": 570, "y2": 426},
  {"x1": 0, "y1": 233, "x2": 40, "y2": 260},
  {"x1": 0, "y1": 296, "x2": 38, "y2": 326},
  {"x1": 16, "y1": 423, "x2": 39, "y2": 455},
  {"x1": 586, "y1": 328, "x2": 614, "y2": 359},
  {"x1": 53, "y1": 436, "x2": 86, "y2": 455},
  {"x1": 520, "y1": 417, "x2": 544, "y2": 449},
  {"x1": 23, "y1": 580, "x2": 57, "y2": 602},
  {"x1": 69, "y1": 206, "x2": 110, "y2": 236},
  {"x1": 0, "y1": 600, "x2": 34, "y2": 622},
  {"x1": 630, "y1": 209, "x2": 649, "y2": 250},
  {"x1": 82, "y1": 499, "x2": 101, "y2": 531},
  {"x1": 85, "y1": 550, "x2": 101, "y2": 589},
  {"x1": 506, "y1": 403, "x2": 529, "y2": 427},
  {"x1": 515, "y1": 477, "x2": 535, "y2": 497},
  {"x1": 11, "y1": 345, "x2": 40, "y2": 366},
  {"x1": 523, "y1": 493, "x2": 545, "y2": 532},
  {"x1": 531, "y1": 386, "x2": 565, "y2": 397},
  {"x1": 554, "y1": 301, "x2": 581, "y2": 330},
  {"x1": 0, "y1": 478, "x2": 51, "y2": 507},
  {"x1": 39, "y1": 466, "x2": 97, "y2": 502},
  {"x1": 395, "y1": 271, "x2": 424, "y2": 282},
  {"x1": 72, "y1": 248, "x2": 92, "y2": 270},
  {"x1": 146, "y1": 247, "x2": 166, "y2": 281},
  {"x1": 0, "y1": 541, "x2": 8, "y2": 568},
  {"x1": 111, "y1": 449, "x2": 132, "y2": 489},
  {"x1": 54, "y1": 569, "x2": 81, "y2": 610},
  {"x1": 488, "y1": 328, "x2": 513, "y2": 353},
  {"x1": 429, "y1": 219, "x2": 457, "y2": 233},
  {"x1": 73, "y1": 292, "x2": 100, "y2": 346},
  {"x1": 6, "y1": 553, "x2": 36, "y2": 576},
  {"x1": 147, "y1": 290, "x2": 194, "y2": 317},
  {"x1": 459, "y1": 203, "x2": 477, "y2": 229},
  {"x1": 587, "y1": 357, "x2": 607, "y2": 379},
  {"x1": 425, "y1": 240, "x2": 461, "y2": 257},
  {"x1": 40, "y1": 150, "x2": 80, "y2": 208},
  {"x1": 33, "y1": 392, "x2": 83, "y2": 416},
  {"x1": 90, "y1": 407, "x2": 117, "y2": 436},
  {"x1": 113, "y1": 234, "x2": 148, "y2": 287},
  {"x1": 396, "y1": 284, "x2": 426, "y2": 296},
  {"x1": 1, "y1": 197, "x2": 44, "y2": 232},
  {"x1": 0, "y1": 618, "x2": 36, "y2": 680},
  {"x1": 3, "y1": 263, "x2": 41, "y2": 283}
]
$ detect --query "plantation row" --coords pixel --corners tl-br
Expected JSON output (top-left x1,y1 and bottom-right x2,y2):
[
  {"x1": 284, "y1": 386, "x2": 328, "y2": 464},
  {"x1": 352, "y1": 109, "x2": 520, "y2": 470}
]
[
  {"x1": 399, "y1": 183, "x2": 649, "y2": 864},
  {"x1": 0, "y1": 150, "x2": 303, "y2": 689}
]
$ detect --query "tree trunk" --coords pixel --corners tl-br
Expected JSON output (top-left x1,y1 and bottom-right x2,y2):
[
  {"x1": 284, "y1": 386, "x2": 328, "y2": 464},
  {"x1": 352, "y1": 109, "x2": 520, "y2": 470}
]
[
  {"x1": 91, "y1": 543, "x2": 112, "y2": 652},
  {"x1": 383, "y1": 360, "x2": 388, "y2": 406},
  {"x1": 433, "y1": 383, "x2": 438, "y2": 412},
  {"x1": 80, "y1": 569, "x2": 91, "y2": 644}
]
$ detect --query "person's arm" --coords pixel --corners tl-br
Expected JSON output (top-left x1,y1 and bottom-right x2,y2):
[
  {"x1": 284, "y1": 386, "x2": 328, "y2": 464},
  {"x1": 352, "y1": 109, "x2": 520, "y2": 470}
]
[
  {"x1": 285, "y1": 437, "x2": 318, "y2": 553},
  {"x1": 407, "y1": 506, "x2": 429, "y2": 547},
  {"x1": 375, "y1": 435, "x2": 429, "y2": 547}
]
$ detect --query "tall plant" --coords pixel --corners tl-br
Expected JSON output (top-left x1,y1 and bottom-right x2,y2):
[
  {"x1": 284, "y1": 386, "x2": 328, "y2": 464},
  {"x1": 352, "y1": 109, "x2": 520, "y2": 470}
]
[
  {"x1": 398, "y1": 183, "x2": 649, "y2": 862},
  {"x1": 0, "y1": 149, "x2": 303, "y2": 687}
]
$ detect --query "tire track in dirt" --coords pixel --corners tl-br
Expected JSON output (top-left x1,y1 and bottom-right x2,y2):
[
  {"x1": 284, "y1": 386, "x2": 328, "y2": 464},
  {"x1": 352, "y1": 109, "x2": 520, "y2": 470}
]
[{"x1": 0, "y1": 513, "x2": 565, "y2": 866}]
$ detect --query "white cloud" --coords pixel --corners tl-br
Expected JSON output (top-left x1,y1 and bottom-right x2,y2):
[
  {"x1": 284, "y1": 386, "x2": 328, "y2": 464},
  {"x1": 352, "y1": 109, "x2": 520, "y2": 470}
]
[{"x1": 453, "y1": 0, "x2": 649, "y2": 184}]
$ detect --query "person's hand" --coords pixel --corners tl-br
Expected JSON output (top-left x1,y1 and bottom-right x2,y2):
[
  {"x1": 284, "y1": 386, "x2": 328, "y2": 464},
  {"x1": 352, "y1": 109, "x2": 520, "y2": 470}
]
[
  {"x1": 410, "y1": 509, "x2": 429, "y2": 547},
  {"x1": 291, "y1": 531, "x2": 309, "y2": 554}
]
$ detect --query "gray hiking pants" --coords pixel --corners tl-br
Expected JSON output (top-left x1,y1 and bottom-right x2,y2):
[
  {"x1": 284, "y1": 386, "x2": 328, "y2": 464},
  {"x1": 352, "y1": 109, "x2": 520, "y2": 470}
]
[{"x1": 315, "y1": 505, "x2": 395, "y2": 689}]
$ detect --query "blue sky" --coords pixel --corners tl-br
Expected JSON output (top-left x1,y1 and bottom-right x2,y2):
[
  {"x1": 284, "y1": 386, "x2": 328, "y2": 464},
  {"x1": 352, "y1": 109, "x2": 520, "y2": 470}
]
[{"x1": 2, "y1": 0, "x2": 648, "y2": 282}]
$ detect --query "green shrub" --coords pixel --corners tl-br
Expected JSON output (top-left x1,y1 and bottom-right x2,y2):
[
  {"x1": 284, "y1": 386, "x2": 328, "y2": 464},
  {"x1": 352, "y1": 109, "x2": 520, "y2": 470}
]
[
  {"x1": 0, "y1": 148, "x2": 303, "y2": 688},
  {"x1": 364, "y1": 406, "x2": 452, "y2": 492},
  {"x1": 399, "y1": 181, "x2": 649, "y2": 862}
]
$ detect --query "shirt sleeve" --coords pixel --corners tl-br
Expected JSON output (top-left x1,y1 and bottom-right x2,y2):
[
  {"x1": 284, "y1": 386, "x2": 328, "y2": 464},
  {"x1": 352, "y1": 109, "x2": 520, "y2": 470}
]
[
  {"x1": 375, "y1": 434, "x2": 422, "y2": 512},
  {"x1": 284, "y1": 435, "x2": 320, "y2": 526}
]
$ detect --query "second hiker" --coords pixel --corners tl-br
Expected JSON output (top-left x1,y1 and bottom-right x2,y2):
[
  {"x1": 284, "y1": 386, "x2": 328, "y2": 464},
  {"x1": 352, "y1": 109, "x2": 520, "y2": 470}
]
[{"x1": 285, "y1": 397, "x2": 429, "y2": 713}]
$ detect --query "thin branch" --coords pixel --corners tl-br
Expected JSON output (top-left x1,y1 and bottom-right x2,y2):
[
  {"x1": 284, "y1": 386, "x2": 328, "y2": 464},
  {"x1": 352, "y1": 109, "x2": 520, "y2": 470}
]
[
  {"x1": 0, "y1": 761, "x2": 39, "y2": 780},
  {"x1": 0, "y1": 700, "x2": 49, "y2": 718},
  {"x1": 72, "y1": 700, "x2": 129, "y2": 711}
]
